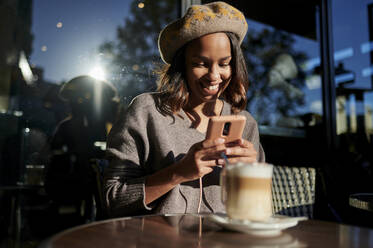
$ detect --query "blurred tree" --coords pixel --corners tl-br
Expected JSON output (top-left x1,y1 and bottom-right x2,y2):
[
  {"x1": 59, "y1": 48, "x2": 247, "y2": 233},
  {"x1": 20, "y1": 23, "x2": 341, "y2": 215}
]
[
  {"x1": 99, "y1": 0, "x2": 178, "y2": 106},
  {"x1": 243, "y1": 28, "x2": 308, "y2": 126}
]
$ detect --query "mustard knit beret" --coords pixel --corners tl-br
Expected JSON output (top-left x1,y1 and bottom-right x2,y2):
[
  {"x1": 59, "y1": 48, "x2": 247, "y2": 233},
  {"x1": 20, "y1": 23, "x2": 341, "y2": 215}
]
[{"x1": 158, "y1": 1, "x2": 248, "y2": 64}]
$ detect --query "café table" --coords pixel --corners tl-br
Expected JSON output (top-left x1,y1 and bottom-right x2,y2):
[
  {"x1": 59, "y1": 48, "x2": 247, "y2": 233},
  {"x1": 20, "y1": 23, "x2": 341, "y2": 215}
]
[{"x1": 39, "y1": 213, "x2": 373, "y2": 248}]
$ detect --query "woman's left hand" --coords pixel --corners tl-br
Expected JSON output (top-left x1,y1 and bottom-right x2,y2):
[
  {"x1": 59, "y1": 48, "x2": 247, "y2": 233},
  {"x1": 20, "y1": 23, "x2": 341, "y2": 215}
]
[{"x1": 224, "y1": 139, "x2": 257, "y2": 164}]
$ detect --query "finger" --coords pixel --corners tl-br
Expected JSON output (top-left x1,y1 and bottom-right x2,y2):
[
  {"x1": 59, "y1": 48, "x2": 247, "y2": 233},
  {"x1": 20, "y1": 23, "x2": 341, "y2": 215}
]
[
  {"x1": 200, "y1": 167, "x2": 214, "y2": 176},
  {"x1": 227, "y1": 156, "x2": 257, "y2": 164},
  {"x1": 191, "y1": 141, "x2": 204, "y2": 152},
  {"x1": 239, "y1": 139, "x2": 254, "y2": 148},
  {"x1": 192, "y1": 165, "x2": 214, "y2": 179},
  {"x1": 226, "y1": 139, "x2": 252, "y2": 148},
  {"x1": 197, "y1": 146, "x2": 227, "y2": 161},
  {"x1": 196, "y1": 141, "x2": 227, "y2": 156},
  {"x1": 225, "y1": 146, "x2": 257, "y2": 158},
  {"x1": 200, "y1": 159, "x2": 225, "y2": 167},
  {"x1": 224, "y1": 139, "x2": 246, "y2": 148},
  {"x1": 201, "y1": 138, "x2": 225, "y2": 149}
]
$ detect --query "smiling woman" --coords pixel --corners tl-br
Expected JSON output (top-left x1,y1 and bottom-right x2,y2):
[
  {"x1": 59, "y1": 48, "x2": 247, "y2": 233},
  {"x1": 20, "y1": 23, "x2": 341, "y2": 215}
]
[
  {"x1": 185, "y1": 33, "x2": 232, "y2": 104},
  {"x1": 104, "y1": 1, "x2": 265, "y2": 218},
  {"x1": 177, "y1": 33, "x2": 232, "y2": 135}
]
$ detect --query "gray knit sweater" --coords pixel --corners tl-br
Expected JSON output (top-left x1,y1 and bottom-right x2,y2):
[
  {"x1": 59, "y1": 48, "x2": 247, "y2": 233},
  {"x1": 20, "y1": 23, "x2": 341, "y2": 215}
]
[{"x1": 104, "y1": 92, "x2": 265, "y2": 217}]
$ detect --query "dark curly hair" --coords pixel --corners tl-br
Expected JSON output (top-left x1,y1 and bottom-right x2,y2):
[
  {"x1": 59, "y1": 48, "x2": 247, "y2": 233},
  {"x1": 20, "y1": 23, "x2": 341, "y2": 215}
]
[{"x1": 156, "y1": 32, "x2": 249, "y2": 116}]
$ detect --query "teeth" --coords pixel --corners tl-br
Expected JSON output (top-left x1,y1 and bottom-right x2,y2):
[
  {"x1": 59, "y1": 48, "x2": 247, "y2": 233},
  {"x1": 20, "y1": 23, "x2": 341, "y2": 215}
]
[{"x1": 208, "y1": 85, "x2": 218, "y2": 90}]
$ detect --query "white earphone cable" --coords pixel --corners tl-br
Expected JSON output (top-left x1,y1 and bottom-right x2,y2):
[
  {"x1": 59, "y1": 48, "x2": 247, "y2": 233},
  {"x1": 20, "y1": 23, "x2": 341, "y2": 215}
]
[{"x1": 197, "y1": 177, "x2": 202, "y2": 214}]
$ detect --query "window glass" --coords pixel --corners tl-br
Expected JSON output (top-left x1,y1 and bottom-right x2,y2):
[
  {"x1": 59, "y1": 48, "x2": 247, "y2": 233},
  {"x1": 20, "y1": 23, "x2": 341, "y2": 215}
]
[
  {"x1": 331, "y1": 0, "x2": 373, "y2": 192},
  {"x1": 0, "y1": 0, "x2": 178, "y2": 185},
  {"x1": 202, "y1": 0, "x2": 322, "y2": 165},
  {"x1": 244, "y1": 21, "x2": 321, "y2": 129},
  {"x1": 332, "y1": 0, "x2": 373, "y2": 137},
  {"x1": 216, "y1": 1, "x2": 321, "y2": 130}
]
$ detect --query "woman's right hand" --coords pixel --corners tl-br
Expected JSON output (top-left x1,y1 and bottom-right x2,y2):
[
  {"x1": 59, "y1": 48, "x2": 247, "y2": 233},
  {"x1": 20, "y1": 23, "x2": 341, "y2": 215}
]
[
  {"x1": 172, "y1": 138, "x2": 227, "y2": 183},
  {"x1": 145, "y1": 138, "x2": 227, "y2": 205}
]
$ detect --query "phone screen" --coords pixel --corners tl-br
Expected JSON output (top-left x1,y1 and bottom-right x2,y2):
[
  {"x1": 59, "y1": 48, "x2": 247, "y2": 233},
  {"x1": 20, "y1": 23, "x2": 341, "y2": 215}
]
[{"x1": 223, "y1": 122, "x2": 231, "y2": 136}]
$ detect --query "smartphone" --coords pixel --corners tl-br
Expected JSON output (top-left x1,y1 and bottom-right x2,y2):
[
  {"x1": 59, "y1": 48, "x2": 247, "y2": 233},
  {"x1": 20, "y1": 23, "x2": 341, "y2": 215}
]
[{"x1": 205, "y1": 115, "x2": 246, "y2": 143}]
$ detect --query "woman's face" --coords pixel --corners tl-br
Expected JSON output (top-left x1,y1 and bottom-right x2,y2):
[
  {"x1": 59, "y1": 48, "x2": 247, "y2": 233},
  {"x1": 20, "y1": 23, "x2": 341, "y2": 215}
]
[{"x1": 185, "y1": 32, "x2": 232, "y2": 105}]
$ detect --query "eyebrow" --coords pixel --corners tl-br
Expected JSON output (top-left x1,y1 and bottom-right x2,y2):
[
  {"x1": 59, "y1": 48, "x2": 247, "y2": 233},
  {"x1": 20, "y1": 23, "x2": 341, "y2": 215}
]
[{"x1": 191, "y1": 55, "x2": 232, "y2": 61}]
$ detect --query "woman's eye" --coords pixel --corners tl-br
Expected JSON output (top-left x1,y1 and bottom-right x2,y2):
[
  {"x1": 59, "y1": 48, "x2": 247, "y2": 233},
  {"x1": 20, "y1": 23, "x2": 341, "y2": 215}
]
[
  {"x1": 220, "y1": 63, "x2": 230, "y2": 67},
  {"x1": 193, "y1": 62, "x2": 205, "y2": 67}
]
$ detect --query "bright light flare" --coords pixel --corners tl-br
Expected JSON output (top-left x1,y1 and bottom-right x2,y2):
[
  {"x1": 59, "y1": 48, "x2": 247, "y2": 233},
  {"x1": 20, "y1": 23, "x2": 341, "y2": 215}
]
[
  {"x1": 18, "y1": 51, "x2": 36, "y2": 85},
  {"x1": 89, "y1": 66, "x2": 106, "y2": 81}
]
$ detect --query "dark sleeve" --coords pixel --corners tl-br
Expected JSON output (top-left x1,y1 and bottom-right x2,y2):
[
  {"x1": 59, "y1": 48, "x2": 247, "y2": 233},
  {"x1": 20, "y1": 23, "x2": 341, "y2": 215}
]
[{"x1": 50, "y1": 120, "x2": 69, "y2": 150}]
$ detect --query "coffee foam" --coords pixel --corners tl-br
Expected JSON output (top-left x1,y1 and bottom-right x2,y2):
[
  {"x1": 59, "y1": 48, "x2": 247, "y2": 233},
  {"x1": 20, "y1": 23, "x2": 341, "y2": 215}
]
[{"x1": 227, "y1": 162, "x2": 273, "y2": 178}]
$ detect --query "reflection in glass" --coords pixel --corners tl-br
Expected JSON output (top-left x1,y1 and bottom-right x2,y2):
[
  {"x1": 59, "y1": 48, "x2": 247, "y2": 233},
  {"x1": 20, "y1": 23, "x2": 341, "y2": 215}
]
[
  {"x1": 203, "y1": 0, "x2": 322, "y2": 130},
  {"x1": 99, "y1": 0, "x2": 179, "y2": 106},
  {"x1": 242, "y1": 24, "x2": 311, "y2": 128}
]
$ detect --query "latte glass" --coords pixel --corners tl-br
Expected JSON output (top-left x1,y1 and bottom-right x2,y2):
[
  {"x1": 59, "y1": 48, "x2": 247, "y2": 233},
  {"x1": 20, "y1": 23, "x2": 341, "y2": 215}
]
[{"x1": 221, "y1": 162, "x2": 273, "y2": 221}]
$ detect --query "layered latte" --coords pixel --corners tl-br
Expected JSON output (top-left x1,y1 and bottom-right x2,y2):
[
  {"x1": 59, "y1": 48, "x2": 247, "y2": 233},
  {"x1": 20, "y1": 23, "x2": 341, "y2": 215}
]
[{"x1": 224, "y1": 162, "x2": 273, "y2": 221}]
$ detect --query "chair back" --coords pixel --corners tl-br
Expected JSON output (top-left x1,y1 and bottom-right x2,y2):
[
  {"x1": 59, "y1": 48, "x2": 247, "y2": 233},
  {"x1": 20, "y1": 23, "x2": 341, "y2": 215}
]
[
  {"x1": 272, "y1": 166, "x2": 316, "y2": 218},
  {"x1": 90, "y1": 159, "x2": 109, "y2": 220}
]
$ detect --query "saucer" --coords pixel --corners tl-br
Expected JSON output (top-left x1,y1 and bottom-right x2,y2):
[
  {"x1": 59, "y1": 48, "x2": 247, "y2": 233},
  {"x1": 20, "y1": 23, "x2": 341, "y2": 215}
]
[{"x1": 207, "y1": 214, "x2": 307, "y2": 237}]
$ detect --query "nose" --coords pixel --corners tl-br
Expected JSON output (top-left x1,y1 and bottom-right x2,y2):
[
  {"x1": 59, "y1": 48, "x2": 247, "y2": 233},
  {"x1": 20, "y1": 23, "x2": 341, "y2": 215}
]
[{"x1": 206, "y1": 65, "x2": 220, "y2": 81}]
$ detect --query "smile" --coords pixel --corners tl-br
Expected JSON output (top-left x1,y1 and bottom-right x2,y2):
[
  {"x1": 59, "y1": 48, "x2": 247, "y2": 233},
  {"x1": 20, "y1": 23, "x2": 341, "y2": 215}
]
[
  {"x1": 208, "y1": 84, "x2": 219, "y2": 90},
  {"x1": 200, "y1": 82, "x2": 221, "y2": 96}
]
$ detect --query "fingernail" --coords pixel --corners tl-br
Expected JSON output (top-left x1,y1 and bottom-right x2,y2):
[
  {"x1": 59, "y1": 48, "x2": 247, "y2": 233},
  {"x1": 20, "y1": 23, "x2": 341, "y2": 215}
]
[
  {"x1": 225, "y1": 148, "x2": 231, "y2": 155},
  {"x1": 216, "y1": 138, "x2": 225, "y2": 144},
  {"x1": 218, "y1": 159, "x2": 225, "y2": 165}
]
